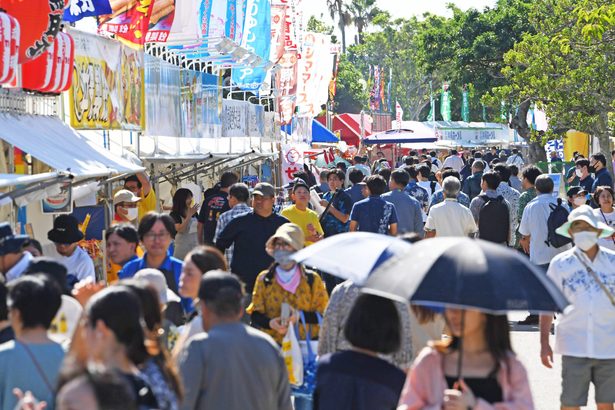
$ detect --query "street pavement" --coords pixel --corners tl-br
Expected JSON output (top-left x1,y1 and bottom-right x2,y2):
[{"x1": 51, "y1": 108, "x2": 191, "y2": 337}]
[{"x1": 509, "y1": 312, "x2": 597, "y2": 410}]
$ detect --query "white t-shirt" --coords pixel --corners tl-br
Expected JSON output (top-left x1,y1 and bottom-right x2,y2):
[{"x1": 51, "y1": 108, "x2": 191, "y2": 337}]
[
  {"x1": 49, "y1": 295, "x2": 83, "y2": 345},
  {"x1": 418, "y1": 180, "x2": 442, "y2": 198},
  {"x1": 594, "y1": 209, "x2": 615, "y2": 251},
  {"x1": 53, "y1": 246, "x2": 96, "y2": 284},
  {"x1": 425, "y1": 199, "x2": 477, "y2": 237}
]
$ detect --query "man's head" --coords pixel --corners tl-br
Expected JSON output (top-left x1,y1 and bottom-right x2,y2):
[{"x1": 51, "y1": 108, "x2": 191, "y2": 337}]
[
  {"x1": 228, "y1": 183, "x2": 250, "y2": 208},
  {"x1": 377, "y1": 168, "x2": 391, "y2": 184},
  {"x1": 389, "y1": 170, "x2": 410, "y2": 191},
  {"x1": 319, "y1": 170, "x2": 329, "y2": 184},
  {"x1": 198, "y1": 270, "x2": 245, "y2": 331},
  {"x1": 481, "y1": 172, "x2": 501, "y2": 192},
  {"x1": 291, "y1": 181, "x2": 310, "y2": 209},
  {"x1": 105, "y1": 224, "x2": 139, "y2": 266},
  {"x1": 376, "y1": 151, "x2": 385, "y2": 159},
  {"x1": 348, "y1": 169, "x2": 365, "y2": 186},
  {"x1": 509, "y1": 164, "x2": 519, "y2": 177},
  {"x1": 591, "y1": 153, "x2": 607, "y2": 172},
  {"x1": 123, "y1": 175, "x2": 142, "y2": 195},
  {"x1": 442, "y1": 176, "x2": 461, "y2": 199},
  {"x1": 450, "y1": 149, "x2": 458, "y2": 156},
  {"x1": 493, "y1": 164, "x2": 511, "y2": 183},
  {"x1": 220, "y1": 172, "x2": 239, "y2": 191},
  {"x1": 251, "y1": 183, "x2": 276, "y2": 217},
  {"x1": 575, "y1": 158, "x2": 590, "y2": 177},
  {"x1": 472, "y1": 160, "x2": 485, "y2": 174},
  {"x1": 429, "y1": 151, "x2": 437, "y2": 158},
  {"x1": 512, "y1": 148, "x2": 519, "y2": 155},
  {"x1": 8, "y1": 275, "x2": 62, "y2": 333},
  {"x1": 0, "y1": 223, "x2": 28, "y2": 275},
  {"x1": 365, "y1": 175, "x2": 387, "y2": 197},
  {"x1": 113, "y1": 189, "x2": 141, "y2": 222},
  {"x1": 47, "y1": 215, "x2": 84, "y2": 257},
  {"x1": 336, "y1": 162, "x2": 347, "y2": 173},
  {"x1": 24, "y1": 257, "x2": 69, "y2": 295},
  {"x1": 417, "y1": 165, "x2": 431, "y2": 181},
  {"x1": 491, "y1": 147, "x2": 497, "y2": 154},
  {"x1": 474, "y1": 152, "x2": 483, "y2": 159},
  {"x1": 441, "y1": 168, "x2": 461, "y2": 182},
  {"x1": 353, "y1": 155, "x2": 363, "y2": 164},
  {"x1": 521, "y1": 166, "x2": 542, "y2": 190},
  {"x1": 327, "y1": 169, "x2": 345, "y2": 191},
  {"x1": 405, "y1": 166, "x2": 419, "y2": 181},
  {"x1": 534, "y1": 174, "x2": 554, "y2": 194},
  {"x1": 550, "y1": 150, "x2": 559, "y2": 160}
]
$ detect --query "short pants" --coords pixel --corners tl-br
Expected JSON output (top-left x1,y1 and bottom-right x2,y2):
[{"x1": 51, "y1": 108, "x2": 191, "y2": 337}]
[{"x1": 561, "y1": 356, "x2": 615, "y2": 406}]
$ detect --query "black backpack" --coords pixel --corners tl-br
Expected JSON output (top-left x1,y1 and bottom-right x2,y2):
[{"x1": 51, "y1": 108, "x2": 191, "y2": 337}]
[
  {"x1": 545, "y1": 198, "x2": 572, "y2": 248},
  {"x1": 478, "y1": 195, "x2": 510, "y2": 244}
]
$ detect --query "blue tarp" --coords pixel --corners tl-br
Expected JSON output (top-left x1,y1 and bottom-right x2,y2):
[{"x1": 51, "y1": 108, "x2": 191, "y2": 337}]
[{"x1": 282, "y1": 119, "x2": 339, "y2": 143}]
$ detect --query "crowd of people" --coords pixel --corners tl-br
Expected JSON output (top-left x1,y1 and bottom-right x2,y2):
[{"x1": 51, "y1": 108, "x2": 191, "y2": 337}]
[{"x1": 0, "y1": 147, "x2": 614, "y2": 409}]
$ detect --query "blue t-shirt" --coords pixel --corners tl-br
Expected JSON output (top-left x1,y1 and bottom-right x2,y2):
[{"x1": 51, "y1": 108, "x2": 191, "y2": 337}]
[
  {"x1": 322, "y1": 190, "x2": 353, "y2": 237},
  {"x1": 404, "y1": 182, "x2": 429, "y2": 209},
  {"x1": 119, "y1": 253, "x2": 192, "y2": 312},
  {"x1": 350, "y1": 196, "x2": 398, "y2": 234},
  {"x1": 593, "y1": 168, "x2": 613, "y2": 192},
  {"x1": 345, "y1": 184, "x2": 364, "y2": 205}
]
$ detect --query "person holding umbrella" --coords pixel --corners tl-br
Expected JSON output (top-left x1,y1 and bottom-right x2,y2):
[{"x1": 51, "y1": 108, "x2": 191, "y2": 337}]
[{"x1": 540, "y1": 205, "x2": 615, "y2": 410}]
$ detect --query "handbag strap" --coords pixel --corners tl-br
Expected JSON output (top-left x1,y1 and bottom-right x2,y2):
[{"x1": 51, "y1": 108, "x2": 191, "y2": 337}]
[
  {"x1": 297, "y1": 310, "x2": 322, "y2": 361},
  {"x1": 575, "y1": 251, "x2": 615, "y2": 307},
  {"x1": 19, "y1": 342, "x2": 54, "y2": 394},
  {"x1": 599, "y1": 210, "x2": 615, "y2": 245}
]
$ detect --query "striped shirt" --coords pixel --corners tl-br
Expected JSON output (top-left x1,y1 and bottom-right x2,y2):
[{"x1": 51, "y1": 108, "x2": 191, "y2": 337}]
[{"x1": 213, "y1": 203, "x2": 252, "y2": 264}]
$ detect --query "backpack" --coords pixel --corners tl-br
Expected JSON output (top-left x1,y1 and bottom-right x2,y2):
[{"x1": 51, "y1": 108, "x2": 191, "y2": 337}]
[
  {"x1": 430, "y1": 180, "x2": 437, "y2": 194},
  {"x1": 545, "y1": 198, "x2": 572, "y2": 248},
  {"x1": 478, "y1": 195, "x2": 510, "y2": 244}
]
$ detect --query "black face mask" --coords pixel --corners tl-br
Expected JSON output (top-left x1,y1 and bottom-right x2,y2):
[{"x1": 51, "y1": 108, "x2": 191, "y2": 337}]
[{"x1": 589, "y1": 163, "x2": 597, "y2": 173}]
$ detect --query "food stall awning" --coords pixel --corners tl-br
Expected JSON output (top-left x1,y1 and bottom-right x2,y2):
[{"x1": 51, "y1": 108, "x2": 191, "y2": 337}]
[
  {"x1": 0, "y1": 114, "x2": 144, "y2": 179},
  {"x1": 0, "y1": 172, "x2": 65, "y2": 189},
  {"x1": 282, "y1": 119, "x2": 339, "y2": 143},
  {"x1": 364, "y1": 128, "x2": 437, "y2": 145}
]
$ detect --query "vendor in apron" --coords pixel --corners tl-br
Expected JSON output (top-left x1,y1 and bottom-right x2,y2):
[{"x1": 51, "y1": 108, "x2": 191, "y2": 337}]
[{"x1": 170, "y1": 188, "x2": 200, "y2": 260}]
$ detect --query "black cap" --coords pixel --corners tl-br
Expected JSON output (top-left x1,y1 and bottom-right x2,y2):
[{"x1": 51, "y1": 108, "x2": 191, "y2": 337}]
[{"x1": 567, "y1": 186, "x2": 587, "y2": 197}]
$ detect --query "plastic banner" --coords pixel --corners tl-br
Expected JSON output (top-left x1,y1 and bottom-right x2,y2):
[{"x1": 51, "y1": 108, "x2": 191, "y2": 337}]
[
  {"x1": 440, "y1": 86, "x2": 451, "y2": 121},
  {"x1": 248, "y1": 103, "x2": 264, "y2": 137},
  {"x1": 269, "y1": 4, "x2": 285, "y2": 63},
  {"x1": 281, "y1": 143, "x2": 304, "y2": 185},
  {"x1": 145, "y1": 0, "x2": 176, "y2": 42},
  {"x1": 231, "y1": 0, "x2": 271, "y2": 91},
  {"x1": 179, "y1": 70, "x2": 221, "y2": 138},
  {"x1": 234, "y1": 0, "x2": 247, "y2": 43},
  {"x1": 164, "y1": 0, "x2": 200, "y2": 44},
  {"x1": 63, "y1": 0, "x2": 112, "y2": 23},
  {"x1": 69, "y1": 30, "x2": 144, "y2": 130},
  {"x1": 144, "y1": 54, "x2": 181, "y2": 137},
  {"x1": 461, "y1": 89, "x2": 470, "y2": 122},
  {"x1": 222, "y1": 100, "x2": 248, "y2": 137},
  {"x1": 295, "y1": 32, "x2": 318, "y2": 116},
  {"x1": 225, "y1": 0, "x2": 237, "y2": 40},
  {"x1": 98, "y1": 0, "x2": 155, "y2": 48}
]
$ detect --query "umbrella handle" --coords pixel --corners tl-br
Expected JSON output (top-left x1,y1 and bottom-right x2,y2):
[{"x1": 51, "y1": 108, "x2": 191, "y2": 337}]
[{"x1": 456, "y1": 310, "x2": 465, "y2": 385}]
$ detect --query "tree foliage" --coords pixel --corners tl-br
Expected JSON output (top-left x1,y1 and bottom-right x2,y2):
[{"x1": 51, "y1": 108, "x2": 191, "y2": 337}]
[{"x1": 335, "y1": 55, "x2": 369, "y2": 113}]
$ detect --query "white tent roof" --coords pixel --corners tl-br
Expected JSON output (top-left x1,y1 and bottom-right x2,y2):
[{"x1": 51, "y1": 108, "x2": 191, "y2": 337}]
[
  {"x1": 0, "y1": 114, "x2": 144, "y2": 179},
  {"x1": 0, "y1": 172, "x2": 64, "y2": 189}
]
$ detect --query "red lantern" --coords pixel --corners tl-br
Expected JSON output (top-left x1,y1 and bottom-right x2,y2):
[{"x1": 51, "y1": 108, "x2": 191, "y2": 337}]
[
  {"x1": 0, "y1": 13, "x2": 11, "y2": 82},
  {"x1": 0, "y1": 0, "x2": 66, "y2": 63},
  {"x1": 21, "y1": 37, "x2": 56, "y2": 91},
  {"x1": 6, "y1": 13, "x2": 19, "y2": 83},
  {"x1": 58, "y1": 32, "x2": 73, "y2": 92}
]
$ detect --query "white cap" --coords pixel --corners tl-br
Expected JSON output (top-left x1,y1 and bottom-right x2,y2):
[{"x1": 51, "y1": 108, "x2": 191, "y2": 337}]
[{"x1": 134, "y1": 268, "x2": 181, "y2": 305}]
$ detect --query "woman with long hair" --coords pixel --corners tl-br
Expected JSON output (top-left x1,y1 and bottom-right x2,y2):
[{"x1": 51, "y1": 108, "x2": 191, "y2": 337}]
[
  {"x1": 170, "y1": 188, "x2": 199, "y2": 260},
  {"x1": 83, "y1": 286, "x2": 159, "y2": 409},
  {"x1": 122, "y1": 280, "x2": 182, "y2": 410},
  {"x1": 172, "y1": 246, "x2": 228, "y2": 357},
  {"x1": 398, "y1": 308, "x2": 534, "y2": 409},
  {"x1": 593, "y1": 186, "x2": 615, "y2": 250}
]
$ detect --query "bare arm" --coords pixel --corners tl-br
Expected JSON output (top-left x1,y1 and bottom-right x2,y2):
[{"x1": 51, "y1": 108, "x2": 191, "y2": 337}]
[
  {"x1": 136, "y1": 172, "x2": 152, "y2": 197},
  {"x1": 424, "y1": 229, "x2": 436, "y2": 238},
  {"x1": 197, "y1": 222, "x2": 204, "y2": 245},
  {"x1": 349, "y1": 221, "x2": 358, "y2": 232},
  {"x1": 389, "y1": 223, "x2": 398, "y2": 236},
  {"x1": 539, "y1": 314, "x2": 554, "y2": 368}
]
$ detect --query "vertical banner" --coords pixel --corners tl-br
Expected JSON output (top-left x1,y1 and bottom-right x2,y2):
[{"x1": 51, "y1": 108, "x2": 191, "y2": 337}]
[
  {"x1": 164, "y1": 0, "x2": 200, "y2": 44},
  {"x1": 500, "y1": 100, "x2": 507, "y2": 122},
  {"x1": 395, "y1": 101, "x2": 403, "y2": 130},
  {"x1": 98, "y1": 0, "x2": 155, "y2": 47},
  {"x1": 145, "y1": 0, "x2": 177, "y2": 42},
  {"x1": 225, "y1": 0, "x2": 237, "y2": 40},
  {"x1": 440, "y1": 82, "x2": 451, "y2": 121},
  {"x1": 69, "y1": 30, "x2": 144, "y2": 130},
  {"x1": 208, "y1": 0, "x2": 228, "y2": 39},
  {"x1": 269, "y1": 4, "x2": 286, "y2": 63},
  {"x1": 234, "y1": 0, "x2": 247, "y2": 42},
  {"x1": 281, "y1": 144, "x2": 304, "y2": 185},
  {"x1": 461, "y1": 86, "x2": 470, "y2": 122},
  {"x1": 295, "y1": 32, "x2": 317, "y2": 116},
  {"x1": 231, "y1": 0, "x2": 271, "y2": 90},
  {"x1": 144, "y1": 54, "x2": 181, "y2": 137}
]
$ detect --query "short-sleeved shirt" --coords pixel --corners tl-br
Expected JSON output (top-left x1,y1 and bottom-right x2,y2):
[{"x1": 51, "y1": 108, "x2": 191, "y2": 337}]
[
  {"x1": 138, "y1": 188, "x2": 158, "y2": 220},
  {"x1": 197, "y1": 192, "x2": 230, "y2": 244},
  {"x1": 321, "y1": 190, "x2": 352, "y2": 237},
  {"x1": 425, "y1": 199, "x2": 477, "y2": 237},
  {"x1": 381, "y1": 189, "x2": 423, "y2": 234},
  {"x1": 404, "y1": 182, "x2": 429, "y2": 209},
  {"x1": 578, "y1": 175, "x2": 594, "y2": 193},
  {"x1": 53, "y1": 246, "x2": 96, "y2": 286},
  {"x1": 350, "y1": 196, "x2": 398, "y2": 235},
  {"x1": 593, "y1": 168, "x2": 613, "y2": 192},
  {"x1": 345, "y1": 184, "x2": 364, "y2": 205},
  {"x1": 280, "y1": 205, "x2": 324, "y2": 246}
]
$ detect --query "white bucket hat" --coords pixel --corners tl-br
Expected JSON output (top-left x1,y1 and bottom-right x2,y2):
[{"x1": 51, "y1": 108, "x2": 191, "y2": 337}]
[{"x1": 555, "y1": 205, "x2": 615, "y2": 239}]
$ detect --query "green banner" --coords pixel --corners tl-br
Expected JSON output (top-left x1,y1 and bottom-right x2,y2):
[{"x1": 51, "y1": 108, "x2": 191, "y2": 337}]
[
  {"x1": 500, "y1": 100, "x2": 507, "y2": 122},
  {"x1": 482, "y1": 104, "x2": 487, "y2": 122},
  {"x1": 461, "y1": 90, "x2": 470, "y2": 122},
  {"x1": 440, "y1": 84, "x2": 451, "y2": 121}
]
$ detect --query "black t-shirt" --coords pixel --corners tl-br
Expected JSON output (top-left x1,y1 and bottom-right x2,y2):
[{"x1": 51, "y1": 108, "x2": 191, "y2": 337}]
[{"x1": 197, "y1": 192, "x2": 230, "y2": 245}]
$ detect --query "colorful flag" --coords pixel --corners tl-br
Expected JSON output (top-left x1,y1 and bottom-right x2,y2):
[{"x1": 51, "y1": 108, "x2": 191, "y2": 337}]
[
  {"x1": 386, "y1": 67, "x2": 392, "y2": 112},
  {"x1": 64, "y1": 0, "x2": 112, "y2": 22},
  {"x1": 98, "y1": 0, "x2": 155, "y2": 48},
  {"x1": 461, "y1": 87, "x2": 470, "y2": 122},
  {"x1": 395, "y1": 101, "x2": 403, "y2": 130}
]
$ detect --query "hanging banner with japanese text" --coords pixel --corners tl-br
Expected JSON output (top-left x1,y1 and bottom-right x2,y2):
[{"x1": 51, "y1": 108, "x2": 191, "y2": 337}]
[
  {"x1": 222, "y1": 99, "x2": 248, "y2": 137},
  {"x1": 281, "y1": 143, "x2": 304, "y2": 185},
  {"x1": 63, "y1": 0, "x2": 112, "y2": 23},
  {"x1": 231, "y1": 0, "x2": 271, "y2": 91},
  {"x1": 144, "y1": 0, "x2": 177, "y2": 42},
  {"x1": 98, "y1": 0, "x2": 155, "y2": 48},
  {"x1": 461, "y1": 88, "x2": 470, "y2": 122},
  {"x1": 69, "y1": 30, "x2": 144, "y2": 130}
]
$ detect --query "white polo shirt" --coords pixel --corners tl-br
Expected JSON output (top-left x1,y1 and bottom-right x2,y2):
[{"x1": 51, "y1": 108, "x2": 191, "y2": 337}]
[{"x1": 548, "y1": 247, "x2": 615, "y2": 359}]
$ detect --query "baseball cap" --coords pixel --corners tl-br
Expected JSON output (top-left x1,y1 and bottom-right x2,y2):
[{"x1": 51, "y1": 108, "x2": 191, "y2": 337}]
[
  {"x1": 252, "y1": 183, "x2": 275, "y2": 197},
  {"x1": 113, "y1": 189, "x2": 142, "y2": 206},
  {"x1": 566, "y1": 186, "x2": 587, "y2": 197}
]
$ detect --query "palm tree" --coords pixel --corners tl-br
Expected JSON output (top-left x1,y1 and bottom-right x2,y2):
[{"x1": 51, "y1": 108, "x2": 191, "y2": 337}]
[
  {"x1": 346, "y1": 0, "x2": 380, "y2": 44},
  {"x1": 326, "y1": 0, "x2": 351, "y2": 53}
]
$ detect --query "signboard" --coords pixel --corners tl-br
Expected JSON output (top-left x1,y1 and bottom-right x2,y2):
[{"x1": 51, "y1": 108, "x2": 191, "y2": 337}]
[
  {"x1": 42, "y1": 181, "x2": 72, "y2": 214},
  {"x1": 144, "y1": 54, "x2": 181, "y2": 137},
  {"x1": 281, "y1": 143, "x2": 304, "y2": 185},
  {"x1": 222, "y1": 99, "x2": 248, "y2": 137},
  {"x1": 69, "y1": 30, "x2": 144, "y2": 130}
]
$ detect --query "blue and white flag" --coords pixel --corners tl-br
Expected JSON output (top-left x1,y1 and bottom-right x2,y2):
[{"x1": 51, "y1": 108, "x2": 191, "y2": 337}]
[
  {"x1": 231, "y1": 0, "x2": 271, "y2": 91},
  {"x1": 545, "y1": 139, "x2": 564, "y2": 162},
  {"x1": 63, "y1": 0, "x2": 112, "y2": 23}
]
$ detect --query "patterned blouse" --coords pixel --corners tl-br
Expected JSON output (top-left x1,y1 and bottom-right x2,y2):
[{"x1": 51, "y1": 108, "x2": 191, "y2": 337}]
[
  {"x1": 140, "y1": 358, "x2": 179, "y2": 410},
  {"x1": 318, "y1": 280, "x2": 414, "y2": 370},
  {"x1": 247, "y1": 266, "x2": 329, "y2": 345}
]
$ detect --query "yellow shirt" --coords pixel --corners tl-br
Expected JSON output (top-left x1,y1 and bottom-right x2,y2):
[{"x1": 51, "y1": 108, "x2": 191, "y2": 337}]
[
  {"x1": 138, "y1": 188, "x2": 158, "y2": 220},
  {"x1": 247, "y1": 267, "x2": 329, "y2": 345},
  {"x1": 281, "y1": 205, "x2": 324, "y2": 246},
  {"x1": 106, "y1": 246, "x2": 144, "y2": 284}
]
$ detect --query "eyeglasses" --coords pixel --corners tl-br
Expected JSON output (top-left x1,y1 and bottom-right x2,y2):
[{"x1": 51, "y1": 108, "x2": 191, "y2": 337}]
[
  {"x1": 143, "y1": 232, "x2": 171, "y2": 242},
  {"x1": 272, "y1": 240, "x2": 293, "y2": 250}
]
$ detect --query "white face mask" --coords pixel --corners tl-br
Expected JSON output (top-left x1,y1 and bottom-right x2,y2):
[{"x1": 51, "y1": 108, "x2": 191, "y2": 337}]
[
  {"x1": 575, "y1": 169, "x2": 583, "y2": 178},
  {"x1": 572, "y1": 231, "x2": 599, "y2": 251},
  {"x1": 125, "y1": 207, "x2": 139, "y2": 221},
  {"x1": 573, "y1": 197, "x2": 586, "y2": 206}
]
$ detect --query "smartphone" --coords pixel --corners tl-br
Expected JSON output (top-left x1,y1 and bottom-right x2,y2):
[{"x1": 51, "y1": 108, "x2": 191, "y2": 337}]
[{"x1": 281, "y1": 303, "x2": 291, "y2": 327}]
